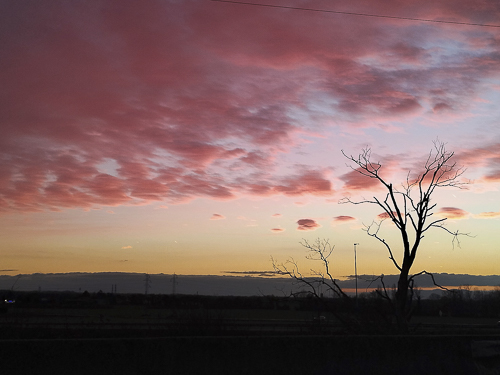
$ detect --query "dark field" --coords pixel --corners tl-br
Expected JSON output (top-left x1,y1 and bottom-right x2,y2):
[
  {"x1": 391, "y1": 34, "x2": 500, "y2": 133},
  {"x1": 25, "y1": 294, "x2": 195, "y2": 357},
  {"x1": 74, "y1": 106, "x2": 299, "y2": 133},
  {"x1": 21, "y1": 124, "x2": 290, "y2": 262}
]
[
  {"x1": 2, "y1": 303, "x2": 500, "y2": 339},
  {"x1": 1, "y1": 334, "x2": 498, "y2": 374},
  {"x1": 1, "y1": 292, "x2": 500, "y2": 374}
]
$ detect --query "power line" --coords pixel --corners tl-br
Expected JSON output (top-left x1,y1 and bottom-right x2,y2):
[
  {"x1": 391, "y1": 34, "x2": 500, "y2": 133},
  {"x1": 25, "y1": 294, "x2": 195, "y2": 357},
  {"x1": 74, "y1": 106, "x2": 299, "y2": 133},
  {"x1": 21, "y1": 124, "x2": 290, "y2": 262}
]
[{"x1": 210, "y1": 0, "x2": 500, "y2": 28}]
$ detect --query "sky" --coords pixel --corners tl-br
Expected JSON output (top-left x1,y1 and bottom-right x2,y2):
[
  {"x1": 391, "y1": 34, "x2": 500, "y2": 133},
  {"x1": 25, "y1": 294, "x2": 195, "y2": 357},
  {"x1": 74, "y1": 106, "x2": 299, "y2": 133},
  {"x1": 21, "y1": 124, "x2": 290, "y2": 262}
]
[{"x1": 1, "y1": 0, "x2": 500, "y2": 281}]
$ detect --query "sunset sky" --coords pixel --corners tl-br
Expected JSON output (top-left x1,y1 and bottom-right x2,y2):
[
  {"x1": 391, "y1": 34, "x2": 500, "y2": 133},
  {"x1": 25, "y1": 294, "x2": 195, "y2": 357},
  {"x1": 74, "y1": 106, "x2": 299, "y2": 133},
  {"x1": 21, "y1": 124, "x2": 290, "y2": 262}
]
[{"x1": 1, "y1": 0, "x2": 500, "y2": 280}]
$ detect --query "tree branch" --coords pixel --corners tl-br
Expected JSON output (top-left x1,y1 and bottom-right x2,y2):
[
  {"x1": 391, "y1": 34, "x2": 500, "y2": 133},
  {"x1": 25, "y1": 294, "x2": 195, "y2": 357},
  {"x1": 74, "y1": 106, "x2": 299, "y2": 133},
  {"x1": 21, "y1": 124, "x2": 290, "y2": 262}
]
[
  {"x1": 365, "y1": 220, "x2": 402, "y2": 271},
  {"x1": 271, "y1": 239, "x2": 350, "y2": 299}
]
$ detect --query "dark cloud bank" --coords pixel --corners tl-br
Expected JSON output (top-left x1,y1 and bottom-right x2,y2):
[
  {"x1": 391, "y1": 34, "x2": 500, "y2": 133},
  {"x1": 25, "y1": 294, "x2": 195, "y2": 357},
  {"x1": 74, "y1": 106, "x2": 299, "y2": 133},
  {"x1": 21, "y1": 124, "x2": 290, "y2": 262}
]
[{"x1": 1, "y1": 272, "x2": 499, "y2": 298}]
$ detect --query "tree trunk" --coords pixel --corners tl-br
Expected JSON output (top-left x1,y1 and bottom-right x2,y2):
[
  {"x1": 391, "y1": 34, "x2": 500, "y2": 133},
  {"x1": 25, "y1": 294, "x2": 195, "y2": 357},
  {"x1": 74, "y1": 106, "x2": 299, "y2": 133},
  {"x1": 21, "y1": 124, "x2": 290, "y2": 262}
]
[{"x1": 395, "y1": 268, "x2": 410, "y2": 332}]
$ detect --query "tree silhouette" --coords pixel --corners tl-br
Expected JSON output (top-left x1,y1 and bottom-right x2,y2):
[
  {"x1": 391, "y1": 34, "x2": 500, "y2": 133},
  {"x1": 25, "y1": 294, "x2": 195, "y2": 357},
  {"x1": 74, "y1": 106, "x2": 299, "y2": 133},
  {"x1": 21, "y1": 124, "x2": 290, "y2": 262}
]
[
  {"x1": 271, "y1": 238, "x2": 354, "y2": 329},
  {"x1": 272, "y1": 238, "x2": 349, "y2": 300},
  {"x1": 341, "y1": 140, "x2": 470, "y2": 330}
]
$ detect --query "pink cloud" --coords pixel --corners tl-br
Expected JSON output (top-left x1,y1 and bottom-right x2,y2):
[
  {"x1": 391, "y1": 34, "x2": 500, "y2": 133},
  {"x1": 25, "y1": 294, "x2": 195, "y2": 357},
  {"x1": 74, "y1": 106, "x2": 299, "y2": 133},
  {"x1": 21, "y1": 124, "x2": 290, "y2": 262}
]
[
  {"x1": 129, "y1": 179, "x2": 169, "y2": 201},
  {"x1": 456, "y1": 144, "x2": 500, "y2": 166},
  {"x1": 272, "y1": 214, "x2": 282, "y2": 218},
  {"x1": 474, "y1": 211, "x2": 500, "y2": 219},
  {"x1": 484, "y1": 168, "x2": 500, "y2": 183},
  {"x1": 432, "y1": 102, "x2": 453, "y2": 113},
  {"x1": 1, "y1": 1, "x2": 500, "y2": 213},
  {"x1": 438, "y1": 207, "x2": 469, "y2": 220},
  {"x1": 243, "y1": 170, "x2": 333, "y2": 198},
  {"x1": 239, "y1": 151, "x2": 274, "y2": 168},
  {"x1": 455, "y1": 144, "x2": 500, "y2": 179},
  {"x1": 270, "y1": 228, "x2": 285, "y2": 233},
  {"x1": 297, "y1": 219, "x2": 321, "y2": 231},
  {"x1": 84, "y1": 174, "x2": 131, "y2": 205},
  {"x1": 340, "y1": 151, "x2": 406, "y2": 193},
  {"x1": 377, "y1": 212, "x2": 399, "y2": 220},
  {"x1": 117, "y1": 161, "x2": 152, "y2": 179},
  {"x1": 274, "y1": 171, "x2": 333, "y2": 196},
  {"x1": 157, "y1": 172, "x2": 235, "y2": 203},
  {"x1": 340, "y1": 169, "x2": 381, "y2": 191},
  {"x1": 332, "y1": 215, "x2": 356, "y2": 223},
  {"x1": 210, "y1": 214, "x2": 225, "y2": 220}
]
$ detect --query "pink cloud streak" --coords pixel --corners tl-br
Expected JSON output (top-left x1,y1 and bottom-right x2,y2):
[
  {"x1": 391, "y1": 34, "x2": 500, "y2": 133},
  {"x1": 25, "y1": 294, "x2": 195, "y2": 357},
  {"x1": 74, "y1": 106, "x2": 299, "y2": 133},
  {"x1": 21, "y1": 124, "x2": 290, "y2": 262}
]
[
  {"x1": 210, "y1": 214, "x2": 226, "y2": 220},
  {"x1": 270, "y1": 228, "x2": 285, "y2": 233},
  {"x1": 438, "y1": 207, "x2": 469, "y2": 220},
  {"x1": 475, "y1": 211, "x2": 500, "y2": 219},
  {"x1": 332, "y1": 215, "x2": 356, "y2": 224}
]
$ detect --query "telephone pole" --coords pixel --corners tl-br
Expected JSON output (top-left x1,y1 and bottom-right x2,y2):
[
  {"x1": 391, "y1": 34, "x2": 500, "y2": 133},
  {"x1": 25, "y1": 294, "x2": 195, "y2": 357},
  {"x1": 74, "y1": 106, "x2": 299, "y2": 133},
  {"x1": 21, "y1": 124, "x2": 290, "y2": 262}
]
[
  {"x1": 171, "y1": 273, "x2": 178, "y2": 295},
  {"x1": 354, "y1": 243, "x2": 359, "y2": 301},
  {"x1": 144, "y1": 274, "x2": 151, "y2": 295}
]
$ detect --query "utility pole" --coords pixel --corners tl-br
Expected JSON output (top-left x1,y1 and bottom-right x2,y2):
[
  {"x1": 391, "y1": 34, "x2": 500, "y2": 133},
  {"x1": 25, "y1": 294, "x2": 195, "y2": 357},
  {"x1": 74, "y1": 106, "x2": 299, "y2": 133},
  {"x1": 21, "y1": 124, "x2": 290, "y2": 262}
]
[
  {"x1": 171, "y1": 273, "x2": 178, "y2": 295},
  {"x1": 354, "y1": 243, "x2": 359, "y2": 302},
  {"x1": 144, "y1": 274, "x2": 151, "y2": 295}
]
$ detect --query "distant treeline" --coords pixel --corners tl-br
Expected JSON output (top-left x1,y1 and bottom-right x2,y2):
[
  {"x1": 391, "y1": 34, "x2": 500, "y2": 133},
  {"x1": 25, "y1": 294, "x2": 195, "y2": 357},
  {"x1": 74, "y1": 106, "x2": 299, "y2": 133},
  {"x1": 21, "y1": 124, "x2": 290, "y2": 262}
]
[{"x1": 3, "y1": 286, "x2": 500, "y2": 319}]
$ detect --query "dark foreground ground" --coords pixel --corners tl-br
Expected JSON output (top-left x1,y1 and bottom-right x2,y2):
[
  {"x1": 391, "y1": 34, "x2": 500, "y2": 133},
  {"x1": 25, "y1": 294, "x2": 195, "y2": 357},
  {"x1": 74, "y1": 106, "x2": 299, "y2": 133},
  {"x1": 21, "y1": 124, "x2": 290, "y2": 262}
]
[
  {"x1": 2, "y1": 335, "x2": 500, "y2": 375},
  {"x1": 2, "y1": 293, "x2": 500, "y2": 374}
]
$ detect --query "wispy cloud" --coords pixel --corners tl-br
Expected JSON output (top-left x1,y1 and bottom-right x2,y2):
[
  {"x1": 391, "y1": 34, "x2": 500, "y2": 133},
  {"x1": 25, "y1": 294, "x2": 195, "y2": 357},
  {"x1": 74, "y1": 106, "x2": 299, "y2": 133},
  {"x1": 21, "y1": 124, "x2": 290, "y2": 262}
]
[
  {"x1": 437, "y1": 207, "x2": 469, "y2": 220},
  {"x1": 271, "y1": 228, "x2": 285, "y2": 233},
  {"x1": 474, "y1": 211, "x2": 500, "y2": 219},
  {"x1": 210, "y1": 214, "x2": 226, "y2": 220},
  {"x1": 221, "y1": 270, "x2": 276, "y2": 277},
  {"x1": 121, "y1": 246, "x2": 132, "y2": 250},
  {"x1": 377, "y1": 211, "x2": 398, "y2": 220},
  {"x1": 332, "y1": 215, "x2": 356, "y2": 224},
  {"x1": 242, "y1": 170, "x2": 333, "y2": 198}
]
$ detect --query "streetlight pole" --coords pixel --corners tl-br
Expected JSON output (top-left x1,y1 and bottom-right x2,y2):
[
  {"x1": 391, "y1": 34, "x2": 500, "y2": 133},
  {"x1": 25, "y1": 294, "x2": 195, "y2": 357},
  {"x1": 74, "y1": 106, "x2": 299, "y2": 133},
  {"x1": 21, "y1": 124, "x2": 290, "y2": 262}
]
[{"x1": 354, "y1": 243, "x2": 359, "y2": 301}]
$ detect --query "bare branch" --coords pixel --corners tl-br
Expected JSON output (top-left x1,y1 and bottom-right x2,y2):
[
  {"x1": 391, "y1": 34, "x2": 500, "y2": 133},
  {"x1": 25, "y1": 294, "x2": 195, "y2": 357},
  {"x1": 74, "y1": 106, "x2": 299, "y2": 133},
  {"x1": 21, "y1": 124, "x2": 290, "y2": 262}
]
[
  {"x1": 409, "y1": 270, "x2": 452, "y2": 292},
  {"x1": 367, "y1": 274, "x2": 393, "y2": 304},
  {"x1": 300, "y1": 238, "x2": 349, "y2": 299},
  {"x1": 364, "y1": 220, "x2": 402, "y2": 271},
  {"x1": 271, "y1": 239, "x2": 350, "y2": 300}
]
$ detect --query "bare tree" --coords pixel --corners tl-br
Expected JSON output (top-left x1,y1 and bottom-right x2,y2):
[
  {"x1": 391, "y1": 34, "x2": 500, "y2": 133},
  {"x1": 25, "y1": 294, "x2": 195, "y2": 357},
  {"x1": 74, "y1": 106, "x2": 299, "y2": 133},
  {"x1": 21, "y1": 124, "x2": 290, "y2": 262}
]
[
  {"x1": 341, "y1": 140, "x2": 470, "y2": 330},
  {"x1": 272, "y1": 238, "x2": 349, "y2": 300},
  {"x1": 272, "y1": 239, "x2": 357, "y2": 328}
]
